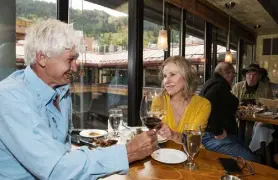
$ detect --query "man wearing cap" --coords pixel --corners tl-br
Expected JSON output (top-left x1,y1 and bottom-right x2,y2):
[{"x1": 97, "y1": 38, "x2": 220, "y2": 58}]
[
  {"x1": 232, "y1": 63, "x2": 273, "y2": 105},
  {"x1": 232, "y1": 63, "x2": 274, "y2": 153}
]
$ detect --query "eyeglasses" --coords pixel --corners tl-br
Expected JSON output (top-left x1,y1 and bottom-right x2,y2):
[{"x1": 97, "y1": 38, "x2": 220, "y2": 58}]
[{"x1": 227, "y1": 72, "x2": 237, "y2": 76}]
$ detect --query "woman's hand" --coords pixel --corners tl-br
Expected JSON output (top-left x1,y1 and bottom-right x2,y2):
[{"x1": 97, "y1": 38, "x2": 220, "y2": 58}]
[
  {"x1": 158, "y1": 123, "x2": 178, "y2": 141},
  {"x1": 214, "y1": 129, "x2": 227, "y2": 140}
]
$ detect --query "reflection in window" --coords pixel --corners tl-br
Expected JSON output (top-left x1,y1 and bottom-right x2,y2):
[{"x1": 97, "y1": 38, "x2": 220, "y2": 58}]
[
  {"x1": 143, "y1": 19, "x2": 164, "y2": 89},
  {"x1": 16, "y1": 0, "x2": 57, "y2": 69},
  {"x1": 185, "y1": 35, "x2": 205, "y2": 85},
  {"x1": 145, "y1": 68, "x2": 161, "y2": 87},
  {"x1": 185, "y1": 12, "x2": 205, "y2": 86},
  {"x1": 69, "y1": 0, "x2": 128, "y2": 129},
  {"x1": 171, "y1": 29, "x2": 180, "y2": 56}
]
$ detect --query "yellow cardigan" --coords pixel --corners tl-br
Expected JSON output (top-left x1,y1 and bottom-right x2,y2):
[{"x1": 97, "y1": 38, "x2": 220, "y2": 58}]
[{"x1": 152, "y1": 94, "x2": 211, "y2": 133}]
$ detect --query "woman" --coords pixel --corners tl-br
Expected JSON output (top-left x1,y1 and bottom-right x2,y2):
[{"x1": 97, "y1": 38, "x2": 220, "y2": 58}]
[{"x1": 153, "y1": 56, "x2": 211, "y2": 143}]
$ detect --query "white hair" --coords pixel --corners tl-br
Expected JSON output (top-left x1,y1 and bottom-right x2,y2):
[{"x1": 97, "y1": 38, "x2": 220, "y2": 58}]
[{"x1": 24, "y1": 19, "x2": 83, "y2": 65}]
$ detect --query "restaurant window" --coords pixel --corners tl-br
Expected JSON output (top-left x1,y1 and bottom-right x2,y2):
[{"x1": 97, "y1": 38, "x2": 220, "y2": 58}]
[
  {"x1": 215, "y1": 27, "x2": 228, "y2": 63},
  {"x1": 15, "y1": 0, "x2": 57, "y2": 70},
  {"x1": 262, "y1": 38, "x2": 278, "y2": 55},
  {"x1": 243, "y1": 44, "x2": 253, "y2": 67},
  {"x1": 143, "y1": 0, "x2": 164, "y2": 92},
  {"x1": 69, "y1": 0, "x2": 128, "y2": 129},
  {"x1": 239, "y1": 43, "x2": 253, "y2": 80},
  {"x1": 185, "y1": 12, "x2": 205, "y2": 86},
  {"x1": 143, "y1": 0, "x2": 183, "y2": 95},
  {"x1": 230, "y1": 32, "x2": 238, "y2": 62},
  {"x1": 263, "y1": 39, "x2": 271, "y2": 55},
  {"x1": 168, "y1": 3, "x2": 181, "y2": 57},
  {"x1": 272, "y1": 38, "x2": 278, "y2": 55},
  {"x1": 145, "y1": 67, "x2": 161, "y2": 87}
]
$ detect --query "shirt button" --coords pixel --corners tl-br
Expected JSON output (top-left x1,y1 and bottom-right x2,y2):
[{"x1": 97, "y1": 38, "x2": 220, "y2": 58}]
[
  {"x1": 53, "y1": 135, "x2": 57, "y2": 139},
  {"x1": 33, "y1": 129, "x2": 39, "y2": 134}
]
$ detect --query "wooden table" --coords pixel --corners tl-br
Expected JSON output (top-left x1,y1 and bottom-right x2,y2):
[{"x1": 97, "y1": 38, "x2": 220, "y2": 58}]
[
  {"x1": 242, "y1": 115, "x2": 278, "y2": 125},
  {"x1": 102, "y1": 141, "x2": 278, "y2": 180}
]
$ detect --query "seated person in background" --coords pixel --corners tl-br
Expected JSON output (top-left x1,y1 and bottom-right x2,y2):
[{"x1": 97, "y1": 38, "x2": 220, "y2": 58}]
[
  {"x1": 199, "y1": 62, "x2": 257, "y2": 161},
  {"x1": 232, "y1": 63, "x2": 274, "y2": 153},
  {"x1": 232, "y1": 63, "x2": 273, "y2": 105},
  {"x1": 152, "y1": 56, "x2": 211, "y2": 143},
  {"x1": 0, "y1": 19, "x2": 157, "y2": 180}
]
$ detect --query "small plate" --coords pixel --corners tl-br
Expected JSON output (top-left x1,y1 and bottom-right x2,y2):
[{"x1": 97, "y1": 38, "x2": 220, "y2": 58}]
[
  {"x1": 151, "y1": 148, "x2": 187, "y2": 164},
  {"x1": 254, "y1": 107, "x2": 264, "y2": 113},
  {"x1": 79, "y1": 129, "x2": 108, "y2": 138}
]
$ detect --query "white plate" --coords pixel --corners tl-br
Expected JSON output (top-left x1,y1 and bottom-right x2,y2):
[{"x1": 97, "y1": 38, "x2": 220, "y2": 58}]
[
  {"x1": 79, "y1": 129, "x2": 108, "y2": 138},
  {"x1": 254, "y1": 107, "x2": 264, "y2": 113},
  {"x1": 263, "y1": 112, "x2": 272, "y2": 116},
  {"x1": 151, "y1": 148, "x2": 187, "y2": 164}
]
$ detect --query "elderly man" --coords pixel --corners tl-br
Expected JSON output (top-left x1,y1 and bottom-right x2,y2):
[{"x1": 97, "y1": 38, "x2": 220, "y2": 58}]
[
  {"x1": 232, "y1": 63, "x2": 274, "y2": 153},
  {"x1": 232, "y1": 63, "x2": 273, "y2": 105},
  {"x1": 0, "y1": 19, "x2": 157, "y2": 180},
  {"x1": 200, "y1": 62, "x2": 256, "y2": 161}
]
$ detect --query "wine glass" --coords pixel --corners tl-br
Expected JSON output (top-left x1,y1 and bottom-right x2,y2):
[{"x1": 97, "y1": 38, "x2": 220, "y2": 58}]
[
  {"x1": 182, "y1": 123, "x2": 202, "y2": 171},
  {"x1": 139, "y1": 90, "x2": 165, "y2": 131},
  {"x1": 108, "y1": 108, "x2": 123, "y2": 137},
  {"x1": 272, "y1": 88, "x2": 278, "y2": 99}
]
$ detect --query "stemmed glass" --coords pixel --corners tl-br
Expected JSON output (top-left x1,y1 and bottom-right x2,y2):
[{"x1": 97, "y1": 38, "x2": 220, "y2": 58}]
[
  {"x1": 108, "y1": 108, "x2": 123, "y2": 137},
  {"x1": 139, "y1": 90, "x2": 166, "y2": 131},
  {"x1": 182, "y1": 124, "x2": 202, "y2": 171},
  {"x1": 273, "y1": 88, "x2": 278, "y2": 99}
]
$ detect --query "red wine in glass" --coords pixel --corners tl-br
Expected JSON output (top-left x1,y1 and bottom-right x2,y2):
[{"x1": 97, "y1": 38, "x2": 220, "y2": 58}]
[
  {"x1": 142, "y1": 116, "x2": 162, "y2": 129},
  {"x1": 140, "y1": 91, "x2": 165, "y2": 131}
]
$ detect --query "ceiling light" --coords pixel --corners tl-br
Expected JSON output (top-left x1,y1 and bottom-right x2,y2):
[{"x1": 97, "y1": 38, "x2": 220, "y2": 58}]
[{"x1": 157, "y1": 0, "x2": 168, "y2": 51}]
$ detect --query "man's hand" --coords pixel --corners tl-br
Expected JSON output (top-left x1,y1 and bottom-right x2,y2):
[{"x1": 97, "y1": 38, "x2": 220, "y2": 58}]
[
  {"x1": 214, "y1": 129, "x2": 227, "y2": 140},
  {"x1": 126, "y1": 130, "x2": 157, "y2": 163}
]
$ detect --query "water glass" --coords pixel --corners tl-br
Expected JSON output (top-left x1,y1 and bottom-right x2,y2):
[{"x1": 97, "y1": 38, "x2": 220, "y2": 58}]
[
  {"x1": 109, "y1": 108, "x2": 123, "y2": 137},
  {"x1": 182, "y1": 124, "x2": 202, "y2": 171},
  {"x1": 117, "y1": 105, "x2": 128, "y2": 126},
  {"x1": 271, "y1": 106, "x2": 277, "y2": 116}
]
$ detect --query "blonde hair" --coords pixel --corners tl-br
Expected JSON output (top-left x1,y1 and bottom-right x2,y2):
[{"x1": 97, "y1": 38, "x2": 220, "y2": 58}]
[{"x1": 161, "y1": 56, "x2": 199, "y2": 99}]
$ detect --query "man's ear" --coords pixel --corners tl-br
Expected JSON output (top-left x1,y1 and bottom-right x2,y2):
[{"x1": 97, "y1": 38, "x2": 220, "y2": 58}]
[{"x1": 35, "y1": 51, "x2": 47, "y2": 67}]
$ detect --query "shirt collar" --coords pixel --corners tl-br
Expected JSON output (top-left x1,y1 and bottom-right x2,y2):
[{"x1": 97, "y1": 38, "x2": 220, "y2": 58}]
[
  {"x1": 24, "y1": 65, "x2": 70, "y2": 105},
  {"x1": 213, "y1": 72, "x2": 231, "y2": 90}
]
